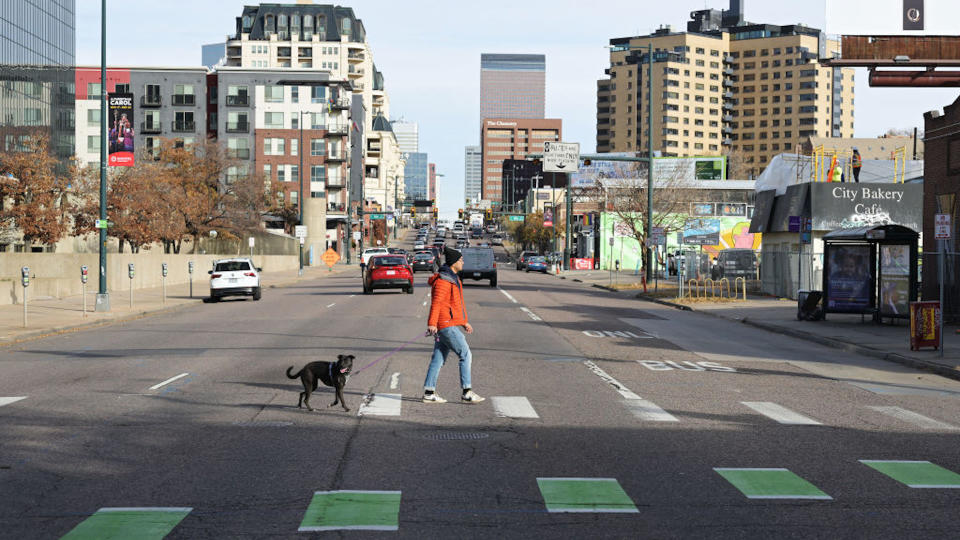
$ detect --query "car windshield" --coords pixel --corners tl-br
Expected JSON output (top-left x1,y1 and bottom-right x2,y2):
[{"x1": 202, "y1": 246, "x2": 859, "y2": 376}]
[
  {"x1": 374, "y1": 256, "x2": 407, "y2": 266},
  {"x1": 530, "y1": 257, "x2": 546, "y2": 263},
  {"x1": 215, "y1": 261, "x2": 251, "y2": 271}
]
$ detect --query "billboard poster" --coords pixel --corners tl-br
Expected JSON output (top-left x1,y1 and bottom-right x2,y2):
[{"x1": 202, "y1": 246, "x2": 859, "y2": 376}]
[
  {"x1": 683, "y1": 218, "x2": 721, "y2": 245},
  {"x1": 543, "y1": 205, "x2": 554, "y2": 228},
  {"x1": 825, "y1": 244, "x2": 873, "y2": 312},
  {"x1": 880, "y1": 244, "x2": 911, "y2": 316},
  {"x1": 108, "y1": 92, "x2": 135, "y2": 167}
]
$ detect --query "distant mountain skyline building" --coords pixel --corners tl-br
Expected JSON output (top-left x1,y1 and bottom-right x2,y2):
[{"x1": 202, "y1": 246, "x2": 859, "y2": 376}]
[{"x1": 480, "y1": 53, "x2": 545, "y2": 122}]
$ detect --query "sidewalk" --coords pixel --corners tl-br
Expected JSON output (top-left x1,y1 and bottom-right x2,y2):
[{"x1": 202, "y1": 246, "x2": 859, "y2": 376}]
[
  {"x1": 552, "y1": 269, "x2": 960, "y2": 381},
  {"x1": 0, "y1": 262, "x2": 356, "y2": 346}
]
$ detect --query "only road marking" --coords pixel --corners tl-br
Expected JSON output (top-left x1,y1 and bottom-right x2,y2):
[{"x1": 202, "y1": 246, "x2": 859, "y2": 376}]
[
  {"x1": 492, "y1": 396, "x2": 540, "y2": 419},
  {"x1": 741, "y1": 401, "x2": 822, "y2": 426},
  {"x1": 358, "y1": 393, "x2": 402, "y2": 416},
  {"x1": 149, "y1": 373, "x2": 190, "y2": 391},
  {"x1": 0, "y1": 397, "x2": 27, "y2": 408},
  {"x1": 867, "y1": 406, "x2": 959, "y2": 431},
  {"x1": 537, "y1": 478, "x2": 639, "y2": 513},
  {"x1": 60, "y1": 507, "x2": 192, "y2": 539},
  {"x1": 299, "y1": 490, "x2": 401, "y2": 531},
  {"x1": 714, "y1": 468, "x2": 832, "y2": 500}
]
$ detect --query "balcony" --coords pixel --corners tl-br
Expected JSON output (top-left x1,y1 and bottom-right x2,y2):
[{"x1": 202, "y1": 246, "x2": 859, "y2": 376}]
[
  {"x1": 326, "y1": 125, "x2": 348, "y2": 136},
  {"x1": 277, "y1": 47, "x2": 291, "y2": 58},
  {"x1": 347, "y1": 68, "x2": 365, "y2": 78},
  {"x1": 227, "y1": 46, "x2": 241, "y2": 57},
  {"x1": 330, "y1": 97, "x2": 351, "y2": 109},
  {"x1": 225, "y1": 120, "x2": 249, "y2": 133},
  {"x1": 348, "y1": 51, "x2": 364, "y2": 63},
  {"x1": 226, "y1": 95, "x2": 249, "y2": 106},
  {"x1": 172, "y1": 94, "x2": 196, "y2": 106},
  {"x1": 722, "y1": 125, "x2": 733, "y2": 134},
  {"x1": 722, "y1": 114, "x2": 733, "y2": 122},
  {"x1": 723, "y1": 66, "x2": 734, "y2": 76},
  {"x1": 722, "y1": 79, "x2": 734, "y2": 87},
  {"x1": 328, "y1": 202, "x2": 347, "y2": 213},
  {"x1": 722, "y1": 137, "x2": 733, "y2": 145},
  {"x1": 141, "y1": 121, "x2": 162, "y2": 134},
  {"x1": 723, "y1": 102, "x2": 733, "y2": 110},
  {"x1": 326, "y1": 153, "x2": 346, "y2": 162},
  {"x1": 723, "y1": 55, "x2": 735, "y2": 64},
  {"x1": 172, "y1": 121, "x2": 195, "y2": 133},
  {"x1": 141, "y1": 95, "x2": 162, "y2": 107},
  {"x1": 326, "y1": 176, "x2": 345, "y2": 187}
]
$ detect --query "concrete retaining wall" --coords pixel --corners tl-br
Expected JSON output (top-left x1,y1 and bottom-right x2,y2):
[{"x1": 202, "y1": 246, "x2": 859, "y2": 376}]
[{"x1": 1, "y1": 253, "x2": 297, "y2": 305}]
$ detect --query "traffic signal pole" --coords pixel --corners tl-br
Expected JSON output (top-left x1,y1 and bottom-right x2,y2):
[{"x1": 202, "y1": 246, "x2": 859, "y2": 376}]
[{"x1": 95, "y1": 0, "x2": 110, "y2": 312}]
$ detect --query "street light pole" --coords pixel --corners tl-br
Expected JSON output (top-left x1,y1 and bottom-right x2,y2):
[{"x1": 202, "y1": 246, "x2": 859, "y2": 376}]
[
  {"x1": 393, "y1": 174, "x2": 398, "y2": 240},
  {"x1": 95, "y1": 0, "x2": 110, "y2": 311},
  {"x1": 646, "y1": 43, "x2": 654, "y2": 282},
  {"x1": 298, "y1": 110, "x2": 304, "y2": 276}
]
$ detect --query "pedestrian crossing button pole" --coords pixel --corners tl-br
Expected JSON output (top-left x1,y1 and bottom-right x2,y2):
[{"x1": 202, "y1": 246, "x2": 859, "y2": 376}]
[
  {"x1": 161, "y1": 262, "x2": 168, "y2": 305},
  {"x1": 20, "y1": 266, "x2": 29, "y2": 328},
  {"x1": 128, "y1": 263, "x2": 135, "y2": 308},
  {"x1": 80, "y1": 265, "x2": 89, "y2": 316},
  {"x1": 188, "y1": 261, "x2": 194, "y2": 298}
]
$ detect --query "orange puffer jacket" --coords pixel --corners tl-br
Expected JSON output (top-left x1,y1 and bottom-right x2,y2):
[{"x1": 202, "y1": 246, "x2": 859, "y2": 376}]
[{"x1": 428, "y1": 266, "x2": 468, "y2": 330}]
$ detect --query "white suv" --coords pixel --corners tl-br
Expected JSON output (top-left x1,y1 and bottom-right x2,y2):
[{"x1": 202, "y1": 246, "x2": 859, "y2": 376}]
[
  {"x1": 361, "y1": 247, "x2": 389, "y2": 266},
  {"x1": 209, "y1": 258, "x2": 261, "y2": 301}
]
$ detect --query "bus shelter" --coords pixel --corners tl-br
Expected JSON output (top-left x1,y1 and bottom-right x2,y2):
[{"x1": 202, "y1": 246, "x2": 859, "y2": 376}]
[{"x1": 821, "y1": 225, "x2": 919, "y2": 321}]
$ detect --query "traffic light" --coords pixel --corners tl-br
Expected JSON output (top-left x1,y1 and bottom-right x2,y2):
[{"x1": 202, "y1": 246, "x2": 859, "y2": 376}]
[
  {"x1": 433, "y1": 208, "x2": 438, "y2": 218},
  {"x1": 583, "y1": 159, "x2": 592, "y2": 166},
  {"x1": 411, "y1": 208, "x2": 416, "y2": 218},
  {"x1": 485, "y1": 209, "x2": 492, "y2": 219},
  {"x1": 458, "y1": 209, "x2": 463, "y2": 219}
]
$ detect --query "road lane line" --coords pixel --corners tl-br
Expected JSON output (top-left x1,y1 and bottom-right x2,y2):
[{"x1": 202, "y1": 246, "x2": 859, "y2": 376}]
[
  {"x1": 498, "y1": 287, "x2": 519, "y2": 304},
  {"x1": 149, "y1": 373, "x2": 190, "y2": 391},
  {"x1": 582, "y1": 361, "x2": 642, "y2": 400},
  {"x1": 867, "y1": 406, "x2": 959, "y2": 431},
  {"x1": 741, "y1": 401, "x2": 822, "y2": 425},
  {"x1": 492, "y1": 396, "x2": 540, "y2": 418},
  {"x1": 520, "y1": 307, "x2": 542, "y2": 321},
  {"x1": 0, "y1": 397, "x2": 27, "y2": 408},
  {"x1": 327, "y1": 303, "x2": 336, "y2": 308},
  {"x1": 358, "y1": 393, "x2": 402, "y2": 416},
  {"x1": 389, "y1": 372, "x2": 400, "y2": 390}
]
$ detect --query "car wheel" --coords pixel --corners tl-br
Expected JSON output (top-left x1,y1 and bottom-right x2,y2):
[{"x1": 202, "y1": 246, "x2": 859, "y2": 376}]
[
  {"x1": 209, "y1": 294, "x2": 220, "y2": 302},
  {"x1": 252, "y1": 287, "x2": 262, "y2": 301},
  {"x1": 406, "y1": 285, "x2": 414, "y2": 294},
  {"x1": 490, "y1": 278, "x2": 497, "y2": 287}
]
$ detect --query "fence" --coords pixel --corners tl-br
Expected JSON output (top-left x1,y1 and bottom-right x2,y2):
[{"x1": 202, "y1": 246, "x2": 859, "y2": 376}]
[{"x1": 758, "y1": 250, "x2": 823, "y2": 300}]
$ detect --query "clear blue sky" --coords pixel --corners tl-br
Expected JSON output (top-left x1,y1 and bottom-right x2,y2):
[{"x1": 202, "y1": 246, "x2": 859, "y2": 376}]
[{"x1": 76, "y1": 1, "x2": 960, "y2": 220}]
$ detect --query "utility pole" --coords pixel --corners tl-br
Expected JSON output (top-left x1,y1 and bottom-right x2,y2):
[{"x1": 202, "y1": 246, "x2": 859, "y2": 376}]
[
  {"x1": 393, "y1": 174, "x2": 398, "y2": 240},
  {"x1": 95, "y1": 0, "x2": 110, "y2": 311},
  {"x1": 646, "y1": 42, "x2": 654, "y2": 283},
  {"x1": 298, "y1": 110, "x2": 304, "y2": 276}
]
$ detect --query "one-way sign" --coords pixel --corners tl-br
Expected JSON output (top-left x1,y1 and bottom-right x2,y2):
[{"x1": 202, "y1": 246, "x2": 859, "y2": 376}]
[{"x1": 543, "y1": 141, "x2": 580, "y2": 173}]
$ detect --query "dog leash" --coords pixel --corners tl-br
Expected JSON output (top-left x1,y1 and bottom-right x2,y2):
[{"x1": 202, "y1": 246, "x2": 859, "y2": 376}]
[{"x1": 352, "y1": 331, "x2": 430, "y2": 375}]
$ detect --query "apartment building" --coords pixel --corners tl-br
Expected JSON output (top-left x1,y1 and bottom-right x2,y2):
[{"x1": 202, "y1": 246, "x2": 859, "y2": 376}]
[
  {"x1": 480, "y1": 54, "x2": 545, "y2": 122},
  {"x1": 73, "y1": 67, "x2": 207, "y2": 166},
  {"x1": 223, "y1": 3, "x2": 391, "y2": 132},
  {"x1": 480, "y1": 118, "x2": 561, "y2": 205},
  {"x1": 365, "y1": 114, "x2": 406, "y2": 219},
  {"x1": 596, "y1": 2, "x2": 854, "y2": 177}
]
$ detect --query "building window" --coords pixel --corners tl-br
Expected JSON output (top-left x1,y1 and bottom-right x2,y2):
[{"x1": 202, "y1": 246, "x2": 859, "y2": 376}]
[
  {"x1": 265, "y1": 85, "x2": 284, "y2": 103},
  {"x1": 87, "y1": 82, "x2": 102, "y2": 98},
  {"x1": 227, "y1": 85, "x2": 249, "y2": 106},
  {"x1": 264, "y1": 112, "x2": 284, "y2": 128},
  {"x1": 264, "y1": 138, "x2": 285, "y2": 155},
  {"x1": 311, "y1": 138, "x2": 325, "y2": 156},
  {"x1": 115, "y1": 83, "x2": 130, "y2": 94},
  {"x1": 278, "y1": 166, "x2": 286, "y2": 182},
  {"x1": 311, "y1": 86, "x2": 326, "y2": 103},
  {"x1": 263, "y1": 164, "x2": 272, "y2": 181},
  {"x1": 87, "y1": 135, "x2": 100, "y2": 153},
  {"x1": 291, "y1": 86, "x2": 299, "y2": 102},
  {"x1": 87, "y1": 109, "x2": 101, "y2": 125},
  {"x1": 227, "y1": 138, "x2": 249, "y2": 159},
  {"x1": 290, "y1": 138, "x2": 298, "y2": 156},
  {"x1": 291, "y1": 165, "x2": 299, "y2": 183},
  {"x1": 311, "y1": 165, "x2": 325, "y2": 182}
]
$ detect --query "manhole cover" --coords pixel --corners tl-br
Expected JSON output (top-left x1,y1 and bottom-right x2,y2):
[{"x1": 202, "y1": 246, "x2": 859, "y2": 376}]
[{"x1": 421, "y1": 431, "x2": 490, "y2": 441}]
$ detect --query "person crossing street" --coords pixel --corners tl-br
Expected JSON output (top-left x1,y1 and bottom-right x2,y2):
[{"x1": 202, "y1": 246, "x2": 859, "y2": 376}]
[{"x1": 422, "y1": 246, "x2": 485, "y2": 404}]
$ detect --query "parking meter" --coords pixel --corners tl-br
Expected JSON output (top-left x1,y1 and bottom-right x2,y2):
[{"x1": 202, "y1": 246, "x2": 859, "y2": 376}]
[
  {"x1": 21, "y1": 266, "x2": 29, "y2": 287},
  {"x1": 161, "y1": 262, "x2": 168, "y2": 277},
  {"x1": 81, "y1": 265, "x2": 89, "y2": 284},
  {"x1": 615, "y1": 260, "x2": 620, "y2": 272},
  {"x1": 188, "y1": 261, "x2": 194, "y2": 274},
  {"x1": 128, "y1": 263, "x2": 135, "y2": 279}
]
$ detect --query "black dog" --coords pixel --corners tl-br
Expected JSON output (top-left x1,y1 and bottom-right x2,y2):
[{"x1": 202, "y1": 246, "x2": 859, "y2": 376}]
[{"x1": 285, "y1": 354, "x2": 355, "y2": 412}]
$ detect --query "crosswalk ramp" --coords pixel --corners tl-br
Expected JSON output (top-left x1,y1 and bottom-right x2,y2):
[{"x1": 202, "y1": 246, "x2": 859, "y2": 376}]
[{"x1": 55, "y1": 461, "x2": 960, "y2": 535}]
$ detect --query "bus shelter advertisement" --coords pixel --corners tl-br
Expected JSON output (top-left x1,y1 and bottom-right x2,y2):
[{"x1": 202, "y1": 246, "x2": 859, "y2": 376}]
[
  {"x1": 108, "y1": 93, "x2": 135, "y2": 167},
  {"x1": 825, "y1": 244, "x2": 874, "y2": 313},
  {"x1": 880, "y1": 244, "x2": 911, "y2": 317}
]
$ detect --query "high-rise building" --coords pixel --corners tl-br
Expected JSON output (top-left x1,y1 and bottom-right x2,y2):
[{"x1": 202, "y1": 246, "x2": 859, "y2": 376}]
[
  {"x1": 464, "y1": 145, "x2": 482, "y2": 204},
  {"x1": 480, "y1": 54, "x2": 545, "y2": 122},
  {"x1": 404, "y1": 152, "x2": 429, "y2": 201},
  {"x1": 596, "y1": 2, "x2": 854, "y2": 177},
  {"x1": 391, "y1": 120, "x2": 418, "y2": 154},
  {"x1": 428, "y1": 162, "x2": 437, "y2": 202},
  {"x1": 481, "y1": 118, "x2": 561, "y2": 205},
  {"x1": 0, "y1": 0, "x2": 76, "y2": 161}
]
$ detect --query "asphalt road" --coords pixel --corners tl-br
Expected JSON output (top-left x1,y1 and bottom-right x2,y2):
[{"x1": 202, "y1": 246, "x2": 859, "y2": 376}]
[{"x1": 1, "y1": 231, "x2": 958, "y2": 539}]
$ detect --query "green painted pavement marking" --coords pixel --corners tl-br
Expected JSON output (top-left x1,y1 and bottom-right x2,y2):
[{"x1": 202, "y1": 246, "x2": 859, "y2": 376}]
[
  {"x1": 60, "y1": 507, "x2": 192, "y2": 540},
  {"x1": 860, "y1": 460, "x2": 960, "y2": 488},
  {"x1": 299, "y1": 490, "x2": 401, "y2": 531},
  {"x1": 714, "y1": 468, "x2": 832, "y2": 500},
  {"x1": 536, "y1": 477, "x2": 639, "y2": 513}
]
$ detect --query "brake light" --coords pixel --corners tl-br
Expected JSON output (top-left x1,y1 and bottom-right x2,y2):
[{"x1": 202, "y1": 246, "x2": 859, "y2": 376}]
[
  {"x1": 244, "y1": 272, "x2": 256, "y2": 277},
  {"x1": 493, "y1": 262, "x2": 496, "y2": 268},
  {"x1": 211, "y1": 273, "x2": 222, "y2": 278}
]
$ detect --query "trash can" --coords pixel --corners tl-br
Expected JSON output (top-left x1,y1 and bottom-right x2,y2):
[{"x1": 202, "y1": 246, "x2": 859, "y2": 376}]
[{"x1": 797, "y1": 290, "x2": 823, "y2": 321}]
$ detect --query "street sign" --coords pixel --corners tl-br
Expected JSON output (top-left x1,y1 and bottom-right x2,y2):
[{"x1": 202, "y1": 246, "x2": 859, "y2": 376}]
[
  {"x1": 321, "y1": 248, "x2": 340, "y2": 268},
  {"x1": 788, "y1": 215, "x2": 801, "y2": 233},
  {"x1": 368, "y1": 213, "x2": 385, "y2": 220},
  {"x1": 935, "y1": 213, "x2": 951, "y2": 239},
  {"x1": 248, "y1": 237, "x2": 255, "y2": 248},
  {"x1": 294, "y1": 225, "x2": 307, "y2": 238},
  {"x1": 608, "y1": 237, "x2": 615, "y2": 246},
  {"x1": 508, "y1": 215, "x2": 525, "y2": 222},
  {"x1": 95, "y1": 219, "x2": 109, "y2": 229},
  {"x1": 542, "y1": 141, "x2": 580, "y2": 173}
]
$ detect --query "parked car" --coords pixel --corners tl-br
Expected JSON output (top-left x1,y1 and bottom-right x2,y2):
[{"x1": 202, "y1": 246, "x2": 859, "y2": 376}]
[
  {"x1": 716, "y1": 248, "x2": 759, "y2": 280},
  {"x1": 209, "y1": 258, "x2": 261, "y2": 301},
  {"x1": 458, "y1": 247, "x2": 497, "y2": 287},
  {"x1": 516, "y1": 251, "x2": 538, "y2": 271},
  {"x1": 363, "y1": 254, "x2": 414, "y2": 294},
  {"x1": 411, "y1": 251, "x2": 438, "y2": 272},
  {"x1": 525, "y1": 256, "x2": 549, "y2": 273},
  {"x1": 491, "y1": 234, "x2": 503, "y2": 246}
]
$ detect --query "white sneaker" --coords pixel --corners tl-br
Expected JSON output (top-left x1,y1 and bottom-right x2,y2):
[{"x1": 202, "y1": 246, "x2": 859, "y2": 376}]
[
  {"x1": 461, "y1": 390, "x2": 486, "y2": 403},
  {"x1": 422, "y1": 393, "x2": 447, "y2": 403}
]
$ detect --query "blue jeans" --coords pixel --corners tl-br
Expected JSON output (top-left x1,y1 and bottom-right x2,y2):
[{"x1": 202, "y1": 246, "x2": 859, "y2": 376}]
[{"x1": 423, "y1": 326, "x2": 472, "y2": 391}]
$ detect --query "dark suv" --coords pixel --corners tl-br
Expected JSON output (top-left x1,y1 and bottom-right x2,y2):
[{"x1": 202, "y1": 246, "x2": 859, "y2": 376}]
[
  {"x1": 716, "y1": 248, "x2": 758, "y2": 280},
  {"x1": 458, "y1": 247, "x2": 497, "y2": 287}
]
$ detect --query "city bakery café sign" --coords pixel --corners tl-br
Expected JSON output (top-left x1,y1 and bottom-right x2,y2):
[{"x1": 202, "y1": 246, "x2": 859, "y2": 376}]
[{"x1": 811, "y1": 183, "x2": 921, "y2": 232}]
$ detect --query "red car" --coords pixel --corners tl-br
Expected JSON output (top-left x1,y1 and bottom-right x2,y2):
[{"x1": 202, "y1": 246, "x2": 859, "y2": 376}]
[{"x1": 363, "y1": 254, "x2": 414, "y2": 294}]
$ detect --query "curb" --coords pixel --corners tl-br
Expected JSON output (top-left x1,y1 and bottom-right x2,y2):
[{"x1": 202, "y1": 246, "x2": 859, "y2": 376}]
[
  {"x1": 0, "y1": 266, "x2": 355, "y2": 348},
  {"x1": 635, "y1": 294, "x2": 693, "y2": 311}
]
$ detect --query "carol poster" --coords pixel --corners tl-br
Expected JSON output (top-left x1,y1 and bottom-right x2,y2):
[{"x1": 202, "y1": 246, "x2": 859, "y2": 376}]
[{"x1": 108, "y1": 93, "x2": 134, "y2": 166}]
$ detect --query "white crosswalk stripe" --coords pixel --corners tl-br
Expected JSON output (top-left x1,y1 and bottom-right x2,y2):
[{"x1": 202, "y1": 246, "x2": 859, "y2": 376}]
[
  {"x1": 867, "y1": 406, "x2": 959, "y2": 431},
  {"x1": 0, "y1": 397, "x2": 27, "y2": 408},
  {"x1": 492, "y1": 396, "x2": 540, "y2": 418},
  {"x1": 741, "y1": 402, "x2": 822, "y2": 425},
  {"x1": 358, "y1": 393, "x2": 402, "y2": 416}
]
